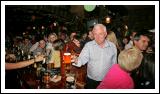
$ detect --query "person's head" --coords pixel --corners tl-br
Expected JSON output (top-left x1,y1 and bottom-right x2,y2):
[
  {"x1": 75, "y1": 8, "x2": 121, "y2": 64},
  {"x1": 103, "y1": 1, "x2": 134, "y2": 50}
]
[
  {"x1": 130, "y1": 31, "x2": 137, "y2": 41},
  {"x1": 5, "y1": 54, "x2": 16, "y2": 63},
  {"x1": 106, "y1": 31, "x2": 118, "y2": 47},
  {"x1": 118, "y1": 47, "x2": 143, "y2": 72},
  {"x1": 82, "y1": 33, "x2": 87, "y2": 40},
  {"x1": 52, "y1": 39, "x2": 65, "y2": 51},
  {"x1": 133, "y1": 29, "x2": 150, "y2": 51},
  {"x1": 39, "y1": 40, "x2": 46, "y2": 49},
  {"x1": 88, "y1": 31, "x2": 94, "y2": 40},
  {"x1": 128, "y1": 29, "x2": 138, "y2": 41},
  {"x1": 92, "y1": 24, "x2": 107, "y2": 45},
  {"x1": 70, "y1": 32, "x2": 77, "y2": 41},
  {"x1": 72, "y1": 34, "x2": 81, "y2": 47},
  {"x1": 59, "y1": 32, "x2": 66, "y2": 40},
  {"x1": 123, "y1": 36, "x2": 129, "y2": 45},
  {"x1": 23, "y1": 37, "x2": 30, "y2": 44},
  {"x1": 48, "y1": 33, "x2": 57, "y2": 43}
]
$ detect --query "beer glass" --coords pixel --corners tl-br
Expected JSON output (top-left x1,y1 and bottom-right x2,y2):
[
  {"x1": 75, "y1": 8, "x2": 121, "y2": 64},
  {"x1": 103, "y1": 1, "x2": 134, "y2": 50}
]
[
  {"x1": 66, "y1": 73, "x2": 76, "y2": 89},
  {"x1": 63, "y1": 53, "x2": 71, "y2": 64}
]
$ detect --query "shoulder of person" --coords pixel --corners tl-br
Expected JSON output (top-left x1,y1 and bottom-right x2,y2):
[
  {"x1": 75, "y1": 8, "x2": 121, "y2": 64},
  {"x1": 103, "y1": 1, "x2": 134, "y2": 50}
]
[
  {"x1": 106, "y1": 40, "x2": 116, "y2": 48},
  {"x1": 46, "y1": 43, "x2": 52, "y2": 47},
  {"x1": 86, "y1": 40, "x2": 95, "y2": 45},
  {"x1": 83, "y1": 40, "x2": 95, "y2": 47},
  {"x1": 46, "y1": 42, "x2": 50, "y2": 44},
  {"x1": 30, "y1": 42, "x2": 39, "y2": 51}
]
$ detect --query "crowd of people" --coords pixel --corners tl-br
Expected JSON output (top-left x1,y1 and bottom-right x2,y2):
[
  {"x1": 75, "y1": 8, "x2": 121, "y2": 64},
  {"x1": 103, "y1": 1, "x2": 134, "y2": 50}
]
[{"x1": 5, "y1": 23, "x2": 155, "y2": 89}]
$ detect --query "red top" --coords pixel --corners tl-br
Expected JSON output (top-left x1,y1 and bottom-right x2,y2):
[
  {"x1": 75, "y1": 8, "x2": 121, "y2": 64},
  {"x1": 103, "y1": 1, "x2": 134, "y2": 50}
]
[{"x1": 64, "y1": 41, "x2": 81, "y2": 54}]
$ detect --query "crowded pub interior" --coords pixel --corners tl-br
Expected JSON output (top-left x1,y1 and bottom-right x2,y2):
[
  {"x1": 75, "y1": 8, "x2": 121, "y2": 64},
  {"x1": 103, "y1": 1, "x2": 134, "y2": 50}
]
[{"x1": 1, "y1": 1, "x2": 159, "y2": 93}]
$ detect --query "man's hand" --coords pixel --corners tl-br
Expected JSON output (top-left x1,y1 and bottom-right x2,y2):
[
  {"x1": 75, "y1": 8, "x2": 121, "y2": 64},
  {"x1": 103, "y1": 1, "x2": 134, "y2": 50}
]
[
  {"x1": 35, "y1": 55, "x2": 44, "y2": 62},
  {"x1": 71, "y1": 55, "x2": 78, "y2": 64}
]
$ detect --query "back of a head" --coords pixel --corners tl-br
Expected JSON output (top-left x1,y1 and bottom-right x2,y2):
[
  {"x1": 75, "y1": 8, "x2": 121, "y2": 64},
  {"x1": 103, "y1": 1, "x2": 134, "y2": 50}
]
[
  {"x1": 53, "y1": 39, "x2": 65, "y2": 51},
  {"x1": 106, "y1": 31, "x2": 118, "y2": 46},
  {"x1": 118, "y1": 47, "x2": 143, "y2": 72}
]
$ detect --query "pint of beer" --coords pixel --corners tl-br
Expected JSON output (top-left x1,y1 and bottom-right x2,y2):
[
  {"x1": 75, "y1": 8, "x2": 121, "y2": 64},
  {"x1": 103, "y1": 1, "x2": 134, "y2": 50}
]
[{"x1": 63, "y1": 53, "x2": 71, "y2": 64}]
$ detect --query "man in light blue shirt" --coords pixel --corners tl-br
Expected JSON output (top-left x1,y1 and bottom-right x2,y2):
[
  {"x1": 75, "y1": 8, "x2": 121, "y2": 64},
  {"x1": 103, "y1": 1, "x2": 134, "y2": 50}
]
[{"x1": 73, "y1": 24, "x2": 117, "y2": 88}]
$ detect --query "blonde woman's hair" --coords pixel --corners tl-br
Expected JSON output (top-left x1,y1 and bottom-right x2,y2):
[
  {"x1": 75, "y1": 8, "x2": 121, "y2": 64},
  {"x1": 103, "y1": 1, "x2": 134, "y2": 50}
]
[
  {"x1": 106, "y1": 31, "x2": 118, "y2": 47},
  {"x1": 106, "y1": 31, "x2": 122, "y2": 51},
  {"x1": 118, "y1": 47, "x2": 143, "y2": 72}
]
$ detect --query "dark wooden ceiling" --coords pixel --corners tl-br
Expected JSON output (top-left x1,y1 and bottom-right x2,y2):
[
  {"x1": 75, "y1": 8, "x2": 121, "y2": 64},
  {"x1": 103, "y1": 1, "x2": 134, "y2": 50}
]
[{"x1": 5, "y1": 5, "x2": 155, "y2": 35}]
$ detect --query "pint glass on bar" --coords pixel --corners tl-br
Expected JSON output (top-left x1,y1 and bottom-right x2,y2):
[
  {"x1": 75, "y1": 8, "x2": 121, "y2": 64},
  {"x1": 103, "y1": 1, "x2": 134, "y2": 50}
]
[{"x1": 63, "y1": 53, "x2": 71, "y2": 64}]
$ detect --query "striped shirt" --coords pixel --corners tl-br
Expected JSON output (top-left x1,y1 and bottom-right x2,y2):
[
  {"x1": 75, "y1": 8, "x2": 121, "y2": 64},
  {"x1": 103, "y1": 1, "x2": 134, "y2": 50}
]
[{"x1": 74, "y1": 40, "x2": 117, "y2": 81}]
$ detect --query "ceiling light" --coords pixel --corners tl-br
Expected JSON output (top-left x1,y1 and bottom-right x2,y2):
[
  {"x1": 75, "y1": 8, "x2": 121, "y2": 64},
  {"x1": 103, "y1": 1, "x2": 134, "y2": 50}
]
[{"x1": 106, "y1": 16, "x2": 111, "y2": 23}]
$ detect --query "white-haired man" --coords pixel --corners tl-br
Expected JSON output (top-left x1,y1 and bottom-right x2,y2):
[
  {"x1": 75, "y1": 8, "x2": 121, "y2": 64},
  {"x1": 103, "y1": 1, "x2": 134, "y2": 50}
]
[{"x1": 73, "y1": 24, "x2": 117, "y2": 89}]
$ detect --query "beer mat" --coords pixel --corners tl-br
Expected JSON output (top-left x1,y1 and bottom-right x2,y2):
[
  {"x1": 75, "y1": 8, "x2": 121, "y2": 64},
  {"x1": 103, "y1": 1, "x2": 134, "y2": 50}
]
[{"x1": 50, "y1": 75, "x2": 61, "y2": 83}]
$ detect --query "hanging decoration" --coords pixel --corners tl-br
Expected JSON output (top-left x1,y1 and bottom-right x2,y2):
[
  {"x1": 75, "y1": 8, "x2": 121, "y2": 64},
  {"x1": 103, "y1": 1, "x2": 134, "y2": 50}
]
[{"x1": 84, "y1": 5, "x2": 96, "y2": 12}]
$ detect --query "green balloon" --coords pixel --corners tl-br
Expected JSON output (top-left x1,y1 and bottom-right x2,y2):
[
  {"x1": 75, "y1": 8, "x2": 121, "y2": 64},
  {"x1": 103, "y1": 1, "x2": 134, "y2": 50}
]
[{"x1": 84, "y1": 5, "x2": 96, "y2": 12}]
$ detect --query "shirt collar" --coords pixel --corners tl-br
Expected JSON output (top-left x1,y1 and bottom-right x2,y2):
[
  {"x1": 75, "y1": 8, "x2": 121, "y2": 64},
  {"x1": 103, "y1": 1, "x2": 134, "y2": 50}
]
[{"x1": 93, "y1": 40, "x2": 110, "y2": 48}]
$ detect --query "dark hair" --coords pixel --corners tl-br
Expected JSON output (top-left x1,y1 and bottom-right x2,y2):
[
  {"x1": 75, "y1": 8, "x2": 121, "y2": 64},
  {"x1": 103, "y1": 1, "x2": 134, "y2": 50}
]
[
  {"x1": 133, "y1": 29, "x2": 150, "y2": 41},
  {"x1": 129, "y1": 29, "x2": 138, "y2": 37},
  {"x1": 73, "y1": 34, "x2": 81, "y2": 41},
  {"x1": 22, "y1": 35, "x2": 31, "y2": 41},
  {"x1": 53, "y1": 39, "x2": 65, "y2": 51}
]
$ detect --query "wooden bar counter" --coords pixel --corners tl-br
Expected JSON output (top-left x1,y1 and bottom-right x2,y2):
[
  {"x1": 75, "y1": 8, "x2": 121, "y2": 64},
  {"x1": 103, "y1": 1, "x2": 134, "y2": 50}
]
[
  {"x1": 21, "y1": 51, "x2": 87, "y2": 89},
  {"x1": 21, "y1": 64, "x2": 86, "y2": 89}
]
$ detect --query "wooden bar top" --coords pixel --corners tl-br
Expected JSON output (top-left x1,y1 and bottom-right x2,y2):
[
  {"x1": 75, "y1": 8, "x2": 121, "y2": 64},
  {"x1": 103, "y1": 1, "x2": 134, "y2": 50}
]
[{"x1": 21, "y1": 64, "x2": 86, "y2": 89}]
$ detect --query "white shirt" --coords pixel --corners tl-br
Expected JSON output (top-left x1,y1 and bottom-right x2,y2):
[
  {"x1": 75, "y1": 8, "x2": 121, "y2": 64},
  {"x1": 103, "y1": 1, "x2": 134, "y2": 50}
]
[{"x1": 73, "y1": 40, "x2": 117, "y2": 81}]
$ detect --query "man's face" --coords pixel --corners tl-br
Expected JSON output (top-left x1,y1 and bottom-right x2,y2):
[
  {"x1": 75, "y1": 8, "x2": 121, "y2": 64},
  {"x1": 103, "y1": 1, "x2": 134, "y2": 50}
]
[
  {"x1": 39, "y1": 40, "x2": 46, "y2": 48},
  {"x1": 92, "y1": 26, "x2": 107, "y2": 45},
  {"x1": 134, "y1": 35, "x2": 150, "y2": 51}
]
